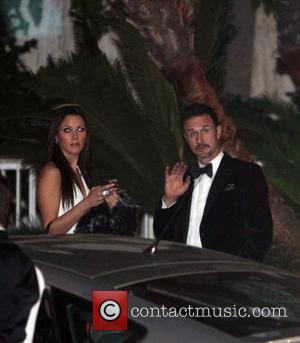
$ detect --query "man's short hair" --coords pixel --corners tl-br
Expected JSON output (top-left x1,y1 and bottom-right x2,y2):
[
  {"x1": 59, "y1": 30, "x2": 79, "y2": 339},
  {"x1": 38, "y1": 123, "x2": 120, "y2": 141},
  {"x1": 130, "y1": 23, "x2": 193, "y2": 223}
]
[
  {"x1": 182, "y1": 103, "x2": 219, "y2": 127},
  {"x1": 0, "y1": 175, "x2": 12, "y2": 228}
]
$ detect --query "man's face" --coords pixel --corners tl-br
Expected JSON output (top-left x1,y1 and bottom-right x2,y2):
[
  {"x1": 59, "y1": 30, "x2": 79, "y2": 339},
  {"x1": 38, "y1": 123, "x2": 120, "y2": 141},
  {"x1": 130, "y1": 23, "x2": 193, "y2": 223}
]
[{"x1": 183, "y1": 114, "x2": 222, "y2": 164}]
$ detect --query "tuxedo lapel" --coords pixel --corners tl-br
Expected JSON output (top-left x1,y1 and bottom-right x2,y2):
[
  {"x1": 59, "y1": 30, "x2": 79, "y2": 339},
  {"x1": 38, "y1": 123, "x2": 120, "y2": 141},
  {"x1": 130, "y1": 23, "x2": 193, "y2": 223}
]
[{"x1": 201, "y1": 153, "x2": 234, "y2": 224}]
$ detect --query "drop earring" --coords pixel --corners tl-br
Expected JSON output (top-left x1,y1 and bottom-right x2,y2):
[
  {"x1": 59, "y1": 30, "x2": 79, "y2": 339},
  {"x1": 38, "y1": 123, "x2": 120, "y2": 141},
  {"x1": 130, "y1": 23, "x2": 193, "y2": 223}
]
[{"x1": 55, "y1": 136, "x2": 59, "y2": 144}]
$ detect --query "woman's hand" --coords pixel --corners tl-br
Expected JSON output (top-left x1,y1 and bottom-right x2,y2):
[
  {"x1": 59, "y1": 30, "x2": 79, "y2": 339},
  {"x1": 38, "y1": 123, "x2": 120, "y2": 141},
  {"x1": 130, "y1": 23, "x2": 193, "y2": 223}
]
[
  {"x1": 85, "y1": 183, "x2": 118, "y2": 208},
  {"x1": 105, "y1": 191, "x2": 120, "y2": 209},
  {"x1": 103, "y1": 179, "x2": 120, "y2": 209}
]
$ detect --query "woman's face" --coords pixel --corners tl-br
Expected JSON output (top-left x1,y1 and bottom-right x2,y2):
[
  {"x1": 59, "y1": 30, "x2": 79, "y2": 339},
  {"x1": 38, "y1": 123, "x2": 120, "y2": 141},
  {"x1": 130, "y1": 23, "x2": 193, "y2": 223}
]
[{"x1": 56, "y1": 115, "x2": 87, "y2": 159}]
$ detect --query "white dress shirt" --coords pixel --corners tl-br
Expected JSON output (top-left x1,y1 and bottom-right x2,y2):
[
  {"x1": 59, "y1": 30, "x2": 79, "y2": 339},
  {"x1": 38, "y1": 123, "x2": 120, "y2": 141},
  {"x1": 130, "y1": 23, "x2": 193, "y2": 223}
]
[{"x1": 186, "y1": 151, "x2": 224, "y2": 248}]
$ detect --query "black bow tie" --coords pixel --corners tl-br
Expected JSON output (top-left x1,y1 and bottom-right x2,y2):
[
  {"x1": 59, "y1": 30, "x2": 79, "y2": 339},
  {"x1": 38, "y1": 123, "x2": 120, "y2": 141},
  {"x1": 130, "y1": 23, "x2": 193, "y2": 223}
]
[{"x1": 190, "y1": 163, "x2": 213, "y2": 178}]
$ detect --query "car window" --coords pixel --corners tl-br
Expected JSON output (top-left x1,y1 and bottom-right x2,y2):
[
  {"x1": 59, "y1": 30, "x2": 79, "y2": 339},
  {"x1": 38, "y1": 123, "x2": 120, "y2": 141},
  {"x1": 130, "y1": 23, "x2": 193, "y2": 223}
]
[
  {"x1": 50, "y1": 288, "x2": 146, "y2": 343},
  {"x1": 129, "y1": 271, "x2": 300, "y2": 338}
]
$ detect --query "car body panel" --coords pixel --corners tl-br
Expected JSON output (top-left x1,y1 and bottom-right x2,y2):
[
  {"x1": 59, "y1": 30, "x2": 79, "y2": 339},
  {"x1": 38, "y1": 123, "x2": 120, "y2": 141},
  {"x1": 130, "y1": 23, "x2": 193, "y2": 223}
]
[{"x1": 13, "y1": 234, "x2": 300, "y2": 342}]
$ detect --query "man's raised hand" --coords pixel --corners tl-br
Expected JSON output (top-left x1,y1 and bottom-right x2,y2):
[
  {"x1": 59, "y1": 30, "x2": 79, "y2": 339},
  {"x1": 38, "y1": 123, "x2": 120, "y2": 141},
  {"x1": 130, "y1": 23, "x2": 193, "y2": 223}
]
[{"x1": 163, "y1": 162, "x2": 191, "y2": 207}]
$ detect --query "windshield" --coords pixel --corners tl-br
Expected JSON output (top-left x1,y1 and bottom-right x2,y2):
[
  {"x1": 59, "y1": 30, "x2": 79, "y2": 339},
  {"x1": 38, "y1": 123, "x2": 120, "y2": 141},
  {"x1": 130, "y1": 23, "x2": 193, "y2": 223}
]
[{"x1": 128, "y1": 271, "x2": 300, "y2": 338}]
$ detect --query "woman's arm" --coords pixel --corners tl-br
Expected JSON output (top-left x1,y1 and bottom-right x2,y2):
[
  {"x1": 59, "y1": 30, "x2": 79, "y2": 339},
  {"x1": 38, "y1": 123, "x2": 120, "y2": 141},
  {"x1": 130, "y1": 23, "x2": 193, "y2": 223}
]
[{"x1": 37, "y1": 164, "x2": 111, "y2": 234}]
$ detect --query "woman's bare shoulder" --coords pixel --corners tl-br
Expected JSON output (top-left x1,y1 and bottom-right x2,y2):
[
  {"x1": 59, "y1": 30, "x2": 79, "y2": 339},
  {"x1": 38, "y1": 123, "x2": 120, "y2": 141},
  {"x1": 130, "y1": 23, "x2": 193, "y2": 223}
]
[{"x1": 38, "y1": 162, "x2": 61, "y2": 181}]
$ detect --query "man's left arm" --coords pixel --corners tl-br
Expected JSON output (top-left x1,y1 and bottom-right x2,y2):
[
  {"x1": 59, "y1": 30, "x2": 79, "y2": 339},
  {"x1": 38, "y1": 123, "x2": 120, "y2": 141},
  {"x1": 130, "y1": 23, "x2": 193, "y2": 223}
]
[
  {"x1": 0, "y1": 247, "x2": 39, "y2": 342},
  {"x1": 239, "y1": 164, "x2": 273, "y2": 261}
]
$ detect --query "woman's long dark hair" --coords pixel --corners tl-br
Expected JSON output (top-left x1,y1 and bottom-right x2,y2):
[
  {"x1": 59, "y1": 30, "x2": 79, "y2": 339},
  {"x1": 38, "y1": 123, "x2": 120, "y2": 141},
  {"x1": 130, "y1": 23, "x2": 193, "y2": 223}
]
[{"x1": 43, "y1": 104, "x2": 92, "y2": 209}]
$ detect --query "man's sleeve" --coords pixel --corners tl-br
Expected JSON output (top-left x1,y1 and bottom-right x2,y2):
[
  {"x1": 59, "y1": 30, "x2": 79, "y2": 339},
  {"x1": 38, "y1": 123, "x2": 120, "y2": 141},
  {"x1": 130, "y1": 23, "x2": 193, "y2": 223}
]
[
  {"x1": 239, "y1": 164, "x2": 273, "y2": 261},
  {"x1": 0, "y1": 247, "x2": 39, "y2": 342},
  {"x1": 153, "y1": 199, "x2": 180, "y2": 240}
]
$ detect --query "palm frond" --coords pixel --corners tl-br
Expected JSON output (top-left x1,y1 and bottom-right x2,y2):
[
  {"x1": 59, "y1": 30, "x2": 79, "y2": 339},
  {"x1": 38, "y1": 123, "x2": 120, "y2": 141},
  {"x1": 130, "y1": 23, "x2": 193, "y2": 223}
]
[
  {"x1": 226, "y1": 95, "x2": 300, "y2": 215},
  {"x1": 192, "y1": 0, "x2": 236, "y2": 95},
  {"x1": 112, "y1": 17, "x2": 184, "y2": 158}
]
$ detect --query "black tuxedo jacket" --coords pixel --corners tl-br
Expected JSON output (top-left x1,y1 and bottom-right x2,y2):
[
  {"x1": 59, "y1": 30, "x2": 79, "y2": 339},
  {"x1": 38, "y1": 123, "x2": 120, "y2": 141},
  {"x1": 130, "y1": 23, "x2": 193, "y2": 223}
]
[
  {"x1": 0, "y1": 231, "x2": 39, "y2": 342},
  {"x1": 154, "y1": 153, "x2": 273, "y2": 261}
]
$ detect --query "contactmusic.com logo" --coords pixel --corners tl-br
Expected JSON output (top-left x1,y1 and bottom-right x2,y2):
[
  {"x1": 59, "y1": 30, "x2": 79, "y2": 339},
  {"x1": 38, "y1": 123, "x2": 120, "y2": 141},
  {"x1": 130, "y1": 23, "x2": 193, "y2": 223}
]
[{"x1": 93, "y1": 291, "x2": 128, "y2": 330}]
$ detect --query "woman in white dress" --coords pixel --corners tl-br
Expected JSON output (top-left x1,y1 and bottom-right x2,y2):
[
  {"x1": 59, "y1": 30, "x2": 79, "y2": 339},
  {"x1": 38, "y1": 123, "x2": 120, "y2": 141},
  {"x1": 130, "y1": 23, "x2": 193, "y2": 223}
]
[{"x1": 37, "y1": 104, "x2": 118, "y2": 234}]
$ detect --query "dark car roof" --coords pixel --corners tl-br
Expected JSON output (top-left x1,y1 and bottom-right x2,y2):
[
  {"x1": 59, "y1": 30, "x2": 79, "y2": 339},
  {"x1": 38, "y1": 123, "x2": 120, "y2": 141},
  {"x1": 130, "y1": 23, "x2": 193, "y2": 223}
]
[{"x1": 13, "y1": 234, "x2": 296, "y2": 301}]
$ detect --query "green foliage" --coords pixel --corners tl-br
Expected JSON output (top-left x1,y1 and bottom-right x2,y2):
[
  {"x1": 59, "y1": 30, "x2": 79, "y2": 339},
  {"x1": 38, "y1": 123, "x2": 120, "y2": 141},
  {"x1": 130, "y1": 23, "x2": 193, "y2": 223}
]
[
  {"x1": 192, "y1": 0, "x2": 236, "y2": 96},
  {"x1": 0, "y1": 6, "x2": 48, "y2": 163},
  {"x1": 111, "y1": 14, "x2": 184, "y2": 159},
  {"x1": 226, "y1": 95, "x2": 300, "y2": 216}
]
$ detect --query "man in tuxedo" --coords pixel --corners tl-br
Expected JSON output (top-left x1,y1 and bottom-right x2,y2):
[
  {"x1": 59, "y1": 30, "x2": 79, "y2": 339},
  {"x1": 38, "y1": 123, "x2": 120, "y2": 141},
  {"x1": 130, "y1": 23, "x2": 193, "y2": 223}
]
[
  {"x1": 154, "y1": 103, "x2": 273, "y2": 261},
  {"x1": 0, "y1": 175, "x2": 39, "y2": 342}
]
